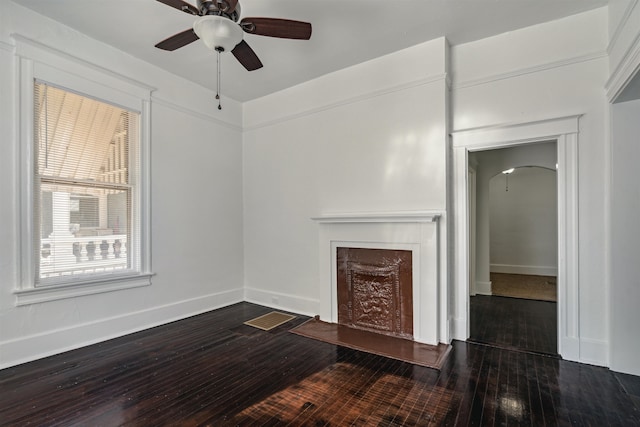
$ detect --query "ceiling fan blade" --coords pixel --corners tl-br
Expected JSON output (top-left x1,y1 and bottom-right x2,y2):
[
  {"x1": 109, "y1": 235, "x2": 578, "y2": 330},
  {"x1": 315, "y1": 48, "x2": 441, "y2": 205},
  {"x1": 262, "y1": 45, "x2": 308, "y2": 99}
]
[
  {"x1": 156, "y1": 0, "x2": 199, "y2": 15},
  {"x1": 155, "y1": 29, "x2": 199, "y2": 51},
  {"x1": 232, "y1": 40, "x2": 263, "y2": 71},
  {"x1": 240, "y1": 18, "x2": 312, "y2": 40}
]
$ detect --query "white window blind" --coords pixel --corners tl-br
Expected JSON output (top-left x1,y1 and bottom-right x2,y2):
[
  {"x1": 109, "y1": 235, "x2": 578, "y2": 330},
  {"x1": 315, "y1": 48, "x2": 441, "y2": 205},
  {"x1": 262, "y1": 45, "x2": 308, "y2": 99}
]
[{"x1": 34, "y1": 82, "x2": 141, "y2": 286}]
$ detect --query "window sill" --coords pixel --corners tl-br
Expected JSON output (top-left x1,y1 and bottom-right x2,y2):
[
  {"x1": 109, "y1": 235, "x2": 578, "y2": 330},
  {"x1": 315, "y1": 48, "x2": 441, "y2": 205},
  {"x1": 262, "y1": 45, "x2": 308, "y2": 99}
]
[{"x1": 14, "y1": 273, "x2": 154, "y2": 306}]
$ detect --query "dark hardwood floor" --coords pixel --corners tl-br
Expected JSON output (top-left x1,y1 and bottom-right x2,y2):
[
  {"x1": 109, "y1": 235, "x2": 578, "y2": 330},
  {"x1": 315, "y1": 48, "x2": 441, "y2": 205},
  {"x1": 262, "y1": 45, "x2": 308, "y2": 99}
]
[
  {"x1": 469, "y1": 295, "x2": 558, "y2": 355},
  {"x1": 1, "y1": 302, "x2": 639, "y2": 426}
]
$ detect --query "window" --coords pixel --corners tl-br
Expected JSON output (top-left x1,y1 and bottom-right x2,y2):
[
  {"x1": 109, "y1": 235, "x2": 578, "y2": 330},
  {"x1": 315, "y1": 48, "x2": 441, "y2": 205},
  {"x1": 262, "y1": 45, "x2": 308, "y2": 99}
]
[
  {"x1": 34, "y1": 83, "x2": 138, "y2": 285},
  {"x1": 14, "y1": 36, "x2": 153, "y2": 304}
]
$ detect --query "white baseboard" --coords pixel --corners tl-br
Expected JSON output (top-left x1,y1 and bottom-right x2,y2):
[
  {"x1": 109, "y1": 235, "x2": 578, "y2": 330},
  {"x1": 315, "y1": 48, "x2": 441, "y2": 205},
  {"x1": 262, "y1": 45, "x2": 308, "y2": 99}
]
[
  {"x1": 491, "y1": 264, "x2": 558, "y2": 276},
  {"x1": 475, "y1": 281, "x2": 492, "y2": 295},
  {"x1": 0, "y1": 288, "x2": 243, "y2": 370},
  {"x1": 579, "y1": 338, "x2": 609, "y2": 367},
  {"x1": 445, "y1": 316, "x2": 456, "y2": 343},
  {"x1": 559, "y1": 335, "x2": 608, "y2": 367},
  {"x1": 450, "y1": 316, "x2": 468, "y2": 341},
  {"x1": 559, "y1": 336, "x2": 580, "y2": 362},
  {"x1": 244, "y1": 287, "x2": 319, "y2": 318}
]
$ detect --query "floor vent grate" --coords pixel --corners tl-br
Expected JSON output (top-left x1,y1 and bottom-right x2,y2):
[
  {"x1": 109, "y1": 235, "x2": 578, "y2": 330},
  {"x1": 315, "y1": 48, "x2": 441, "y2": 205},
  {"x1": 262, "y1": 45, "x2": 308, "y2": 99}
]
[{"x1": 244, "y1": 312, "x2": 296, "y2": 331}]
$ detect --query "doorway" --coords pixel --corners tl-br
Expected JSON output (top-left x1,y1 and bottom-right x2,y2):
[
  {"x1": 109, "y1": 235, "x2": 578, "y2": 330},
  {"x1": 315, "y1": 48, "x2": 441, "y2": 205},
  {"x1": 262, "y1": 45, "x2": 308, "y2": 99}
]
[
  {"x1": 452, "y1": 116, "x2": 581, "y2": 362},
  {"x1": 467, "y1": 145, "x2": 558, "y2": 355}
]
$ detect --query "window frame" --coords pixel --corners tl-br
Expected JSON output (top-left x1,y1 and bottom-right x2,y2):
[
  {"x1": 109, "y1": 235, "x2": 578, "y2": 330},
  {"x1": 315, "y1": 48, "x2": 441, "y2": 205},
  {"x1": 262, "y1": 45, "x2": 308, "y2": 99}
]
[{"x1": 14, "y1": 35, "x2": 154, "y2": 305}]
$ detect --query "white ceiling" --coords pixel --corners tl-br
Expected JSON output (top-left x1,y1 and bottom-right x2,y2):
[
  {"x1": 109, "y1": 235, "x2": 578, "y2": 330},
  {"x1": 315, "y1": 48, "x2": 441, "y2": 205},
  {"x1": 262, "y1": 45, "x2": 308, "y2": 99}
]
[{"x1": 13, "y1": 0, "x2": 608, "y2": 102}]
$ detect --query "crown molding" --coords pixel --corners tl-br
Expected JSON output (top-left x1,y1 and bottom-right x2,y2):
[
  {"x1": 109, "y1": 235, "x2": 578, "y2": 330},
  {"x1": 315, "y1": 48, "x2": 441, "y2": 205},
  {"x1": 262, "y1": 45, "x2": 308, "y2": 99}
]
[
  {"x1": 453, "y1": 51, "x2": 607, "y2": 90},
  {"x1": 606, "y1": 27, "x2": 640, "y2": 102},
  {"x1": 607, "y1": 0, "x2": 639, "y2": 55},
  {"x1": 0, "y1": 40, "x2": 14, "y2": 53},
  {"x1": 151, "y1": 96, "x2": 242, "y2": 132},
  {"x1": 244, "y1": 74, "x2": 448, "y2": 131}
]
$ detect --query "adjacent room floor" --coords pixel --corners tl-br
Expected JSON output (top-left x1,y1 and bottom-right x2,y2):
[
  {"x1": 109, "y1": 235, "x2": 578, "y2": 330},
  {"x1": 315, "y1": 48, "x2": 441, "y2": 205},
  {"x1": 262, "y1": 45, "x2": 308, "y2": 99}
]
[
  {"x1": 1, "y1": 302, "x2": 639, "y2": 426},
  {"x1": 469, "y1": 295, "x2": 558, "y2": 355}
]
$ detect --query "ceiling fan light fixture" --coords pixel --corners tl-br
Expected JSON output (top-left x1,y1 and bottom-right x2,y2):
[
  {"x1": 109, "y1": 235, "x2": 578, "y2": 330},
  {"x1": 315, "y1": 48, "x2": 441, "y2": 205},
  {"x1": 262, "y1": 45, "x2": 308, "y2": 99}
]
[{"x1": 193, "y1": 15, "x2": 243, "y2": 52}]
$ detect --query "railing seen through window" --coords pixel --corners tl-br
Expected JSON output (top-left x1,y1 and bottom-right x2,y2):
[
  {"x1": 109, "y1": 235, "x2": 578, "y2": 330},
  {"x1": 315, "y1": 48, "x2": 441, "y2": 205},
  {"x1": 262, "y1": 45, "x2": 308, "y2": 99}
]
[{"x1": 34, "y1": 82, "x2": 140, "y2": 285}]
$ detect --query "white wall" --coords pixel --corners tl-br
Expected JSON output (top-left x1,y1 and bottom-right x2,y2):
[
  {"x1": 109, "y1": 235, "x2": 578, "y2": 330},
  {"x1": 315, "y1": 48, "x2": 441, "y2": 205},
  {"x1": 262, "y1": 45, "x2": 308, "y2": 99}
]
[
  {"x1": 0, "y1": 2, "x2": 245, "y2": 368},
  {"x1": 489, "y1": 166, "x2": 558, "y2": 276},
  {"x1": 610, "y1": 98, "x2": 640, "y2": 376},
  {"x1": 452, "y1": 8, "x2": 610, "y2": 365},
  {"x1": 242, "y1": 39, "x2": 450, "y2": 319},
  {"x1": 607, "y1": 0, "x2": 640, "y2": 377}
]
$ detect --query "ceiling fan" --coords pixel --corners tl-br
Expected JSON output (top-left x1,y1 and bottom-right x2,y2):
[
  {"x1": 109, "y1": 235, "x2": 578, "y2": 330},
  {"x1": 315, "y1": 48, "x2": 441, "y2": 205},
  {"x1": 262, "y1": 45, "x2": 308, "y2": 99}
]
[{"x1": 154, "y1": 0, "x2": 312, "y2": 71}]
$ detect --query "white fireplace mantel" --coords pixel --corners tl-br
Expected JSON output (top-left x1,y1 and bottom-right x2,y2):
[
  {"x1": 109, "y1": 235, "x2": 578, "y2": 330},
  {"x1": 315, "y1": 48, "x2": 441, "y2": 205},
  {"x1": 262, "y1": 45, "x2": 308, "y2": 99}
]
[
  {"x1": 312, "y1": 211, "x2": 444, "y2": 345},
  {"x1": 311, "y1": 211, "x2": 441, "y2": 224}
]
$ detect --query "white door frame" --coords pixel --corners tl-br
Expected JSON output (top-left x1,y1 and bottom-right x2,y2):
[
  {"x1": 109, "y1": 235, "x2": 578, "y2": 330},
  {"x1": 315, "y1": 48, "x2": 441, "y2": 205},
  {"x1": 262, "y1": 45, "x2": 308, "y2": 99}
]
[{"x1": 451, "y1": 115, "x2": 581, "y2": 361}]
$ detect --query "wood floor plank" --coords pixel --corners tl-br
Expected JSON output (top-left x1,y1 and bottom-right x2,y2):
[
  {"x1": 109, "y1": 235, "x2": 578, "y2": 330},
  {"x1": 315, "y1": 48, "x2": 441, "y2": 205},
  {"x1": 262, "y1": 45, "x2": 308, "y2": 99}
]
[
  {"x1": 1, "y1": 302, "x2": 639, "y2": 426},
  {"x1": 470, "y1": 295, "x2": 558, "y2": 355}
]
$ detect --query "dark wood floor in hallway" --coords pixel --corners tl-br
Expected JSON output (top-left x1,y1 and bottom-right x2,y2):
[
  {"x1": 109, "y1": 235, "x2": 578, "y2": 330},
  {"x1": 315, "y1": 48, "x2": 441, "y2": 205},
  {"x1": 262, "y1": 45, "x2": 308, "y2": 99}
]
[
  {"x1": 469, "y1": 295, "x2": 558, "y2": 355},
  {"x1": 1, "y1": 302, "x2": 639, "y2": 426}
]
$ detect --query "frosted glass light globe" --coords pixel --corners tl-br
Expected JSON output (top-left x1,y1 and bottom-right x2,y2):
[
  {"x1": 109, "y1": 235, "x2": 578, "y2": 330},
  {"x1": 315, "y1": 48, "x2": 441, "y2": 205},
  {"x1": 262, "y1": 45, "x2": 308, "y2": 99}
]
[{"x1": 193, "y1": 16, "x2": 243, "y2": 52}]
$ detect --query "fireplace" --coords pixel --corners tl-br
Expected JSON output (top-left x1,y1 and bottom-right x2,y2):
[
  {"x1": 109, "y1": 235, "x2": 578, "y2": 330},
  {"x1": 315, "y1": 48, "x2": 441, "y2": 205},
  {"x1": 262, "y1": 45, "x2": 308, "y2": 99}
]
[
  {"x1": 337, "y1": 247, "x2": 413, "y2": 339},
  {"x1": 313, "y1": 211, "x2": 442, "y2": 345}
]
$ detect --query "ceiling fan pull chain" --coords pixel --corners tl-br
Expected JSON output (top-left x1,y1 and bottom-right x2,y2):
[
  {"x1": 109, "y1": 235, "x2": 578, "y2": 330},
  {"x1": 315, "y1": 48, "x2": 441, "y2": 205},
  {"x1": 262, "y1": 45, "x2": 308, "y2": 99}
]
[{"x1": 216, "y1": 47, "x2": 222, "y2": 110}]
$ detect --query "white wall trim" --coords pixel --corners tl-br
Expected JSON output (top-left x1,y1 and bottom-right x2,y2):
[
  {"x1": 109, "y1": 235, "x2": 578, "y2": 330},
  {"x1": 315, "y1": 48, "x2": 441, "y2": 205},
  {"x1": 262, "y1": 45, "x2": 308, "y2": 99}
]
[
  {"x1": 0, "y1": 288, "x2": 243, "y2": 369},
  {"x1": 607, "y1": 0, "x2": 639, "y2": 55},
  {"x1": 557, "y1": 132, "x2": 580, "y2": 362},
  {"x1": 475, "y1": 281, "x2": 492, "y2": 296},
  {"x1": 563, "y1": 336, "x2": 580, "y2": 361},
  {"x1": 606, "y1": 0, "x2": 640, "y2": 103},
  {"x1": 606, "y1": 29, "x2": 640, "y2": 101},
  {"x1": 453, "y1": 51, "x2": 607, "y2": 90},
  {"x1": 0, "y1": 40, "x2": 14, "y2": 53},
  {"x1": 244, "y1": 74, "x2": 448, "y2": 131},
  {"x1": 14, "y1": 273, "x2": 154, "y2": 306},
  {"x1": 140, "y1": 98, "x2": 153, "y2": 276},
  {"x1": 579, "y1": 338, "x2": 609, "y2": 366},
  {"x1": 445, "y1": 73, "x2": 452, "y2": 90},
  {"x1": 244, "y1": 287, "x2": 319, "y2": 318},
  {"x1": 151, "y1": 96, "x2": 242, "y2": 132},
  {"x1": 11, "y1": 34, "x2": 156, "y2": 96},
  {"x1": 452, "y1": 115, "x2": 580, "y2": 149},
  {"x1": 452, "y1": 115, "x2": 582, "y2": 363},
  {"x1": 490, "y1": 264, "x2": 558, "y2": 277}
]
